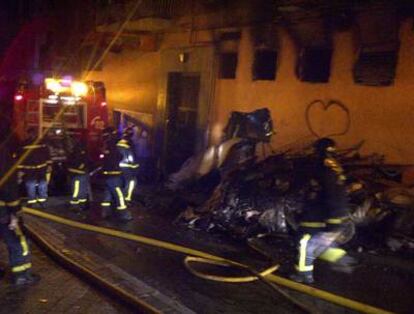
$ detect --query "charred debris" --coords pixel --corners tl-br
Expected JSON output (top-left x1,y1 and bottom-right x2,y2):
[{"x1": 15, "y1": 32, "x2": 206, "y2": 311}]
[{"x1": 162, "y1": 108, "x2": 413, "y2": 256}]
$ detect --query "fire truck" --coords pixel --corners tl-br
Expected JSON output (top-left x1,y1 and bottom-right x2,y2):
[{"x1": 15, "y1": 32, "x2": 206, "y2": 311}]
[{"x1": 13, "y1": 77, "x2": 109, "y2": 163}]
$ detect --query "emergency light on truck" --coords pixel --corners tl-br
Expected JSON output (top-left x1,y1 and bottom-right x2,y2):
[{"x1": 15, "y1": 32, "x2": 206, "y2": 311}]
[
  {"x1": 44, "y1": 78, "x2": 89, "y2": 105},
  {"x1": 44, "y1": 78, "x2": 88, "y2": 97}
]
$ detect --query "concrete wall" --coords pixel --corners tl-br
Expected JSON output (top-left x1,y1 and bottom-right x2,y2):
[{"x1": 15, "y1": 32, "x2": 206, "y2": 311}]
[
  {"x1": 87, "y1": 50, "x2": 160, "y2": 115},
  {"x1": 89, "y1": 20, "x2": 414, "y2": 164}
]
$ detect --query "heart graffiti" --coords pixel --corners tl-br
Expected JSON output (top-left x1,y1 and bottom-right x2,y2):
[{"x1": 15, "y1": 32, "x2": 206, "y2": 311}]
[{"x1": 305, "y1": 99, "x2": 351, "y2": 138}]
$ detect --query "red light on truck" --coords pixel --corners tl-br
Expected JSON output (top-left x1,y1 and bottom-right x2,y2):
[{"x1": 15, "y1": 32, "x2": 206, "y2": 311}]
[
  {"x1": 100, "y1": 101, "x2": 107, "y2": 107},
  {"x1": 15, "y1": 95, "x2": 23, "y2": 101}
]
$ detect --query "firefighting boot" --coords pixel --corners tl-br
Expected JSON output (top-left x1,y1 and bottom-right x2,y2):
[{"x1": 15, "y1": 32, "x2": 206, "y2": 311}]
[
  {"x1": 114, "y1": 209, "x2": 133, "y2": 222},
  {"x1": 289, "y1": 271, "x2": 314, "y2": 284},
  {"x1": 13, "y1": 271, "x2": 41, "y2": 287}
]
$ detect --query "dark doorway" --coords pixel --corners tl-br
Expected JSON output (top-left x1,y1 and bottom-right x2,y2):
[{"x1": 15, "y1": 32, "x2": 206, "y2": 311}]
[{"x1": 165, "y1": 72, "x2": 200, "y2": 174}]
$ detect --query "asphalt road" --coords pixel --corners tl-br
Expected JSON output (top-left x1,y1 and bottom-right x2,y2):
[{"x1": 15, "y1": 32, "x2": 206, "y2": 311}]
[{"x1": 20, "y1": 196, "x2": 414, "y2": 313}]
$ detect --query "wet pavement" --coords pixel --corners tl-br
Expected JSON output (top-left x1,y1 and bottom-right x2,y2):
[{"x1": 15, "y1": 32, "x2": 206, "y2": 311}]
[
  {"x1": 0, "y1": 242, "x2": 132, "y2": 314},
  {"x1": 15, "y1": 195, "x2": 414, "y2": 314},
  {"x1": 24, "y1": 199, "x2": 302, "y2": 313}
]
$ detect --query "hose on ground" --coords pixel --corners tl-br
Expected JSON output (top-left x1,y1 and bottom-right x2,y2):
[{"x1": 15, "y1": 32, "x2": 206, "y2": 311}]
[{"x1": 22, "y1": 207, "x2": 393, "y2": 314}]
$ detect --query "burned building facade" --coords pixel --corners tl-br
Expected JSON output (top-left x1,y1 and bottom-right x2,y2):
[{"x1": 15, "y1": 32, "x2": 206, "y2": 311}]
[{"x1": 83, "y1": 0, "x2": 414, "y2": 173}]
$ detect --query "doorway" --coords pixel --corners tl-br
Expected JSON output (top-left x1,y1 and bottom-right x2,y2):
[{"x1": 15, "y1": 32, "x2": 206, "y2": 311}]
[{"x1": 165, "y1": 72, "x2": 200, "y2": 174}]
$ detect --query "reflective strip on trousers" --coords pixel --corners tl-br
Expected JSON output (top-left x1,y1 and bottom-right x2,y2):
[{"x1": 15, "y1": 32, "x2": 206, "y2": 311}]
[
  {"x1": 14, "y1": 225, "x2": 29, "y2": 257},
  {"x1": 126, "y1": 180, "x2": 135, "y2": 201},
  {"x1": 296, "y1": 234, "x2": 314, "y2": 272},
  {"x1": 115, "y1": 187, "x2": 126, "y2": 210},
  {"x1": 12, "y1": 262, "x2": 32, "y2": 273},
  {"x1": 73, "y1": 180, "x2": 80, "y2": 199}
]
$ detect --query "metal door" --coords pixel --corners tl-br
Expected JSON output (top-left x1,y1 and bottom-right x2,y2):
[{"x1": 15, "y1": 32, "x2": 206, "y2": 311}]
[{"x1": 165, "y1": 72, "x2": 200, "y2": 174}]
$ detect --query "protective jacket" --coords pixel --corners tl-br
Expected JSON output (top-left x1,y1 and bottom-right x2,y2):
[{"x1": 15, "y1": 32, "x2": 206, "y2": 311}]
[
  {"x1": 117, "y1": 138, "x2": 139, "y2": 170},
  {"x1": 17, "y1": 139, "x2": 51, "y2": 176},
  {"x1": 67, "y1": 145, "x2": 89, "y2": 175},
  {"x1": 101, "y1": 139, "x2": 123, "y2": 176},
  {"x1": 298, "y1": 156, "x2": 350, "y2": 233}
]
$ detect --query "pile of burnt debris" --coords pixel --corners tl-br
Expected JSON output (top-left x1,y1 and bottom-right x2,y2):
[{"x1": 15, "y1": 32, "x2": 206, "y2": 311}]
[{"x1": 166, "y1": 109, "x2": 414, "y2": 256}]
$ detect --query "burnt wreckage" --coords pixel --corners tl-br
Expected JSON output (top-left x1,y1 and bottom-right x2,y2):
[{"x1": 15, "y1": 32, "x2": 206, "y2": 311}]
[{"x1": 168, "y1": 108, "x2": 414, "y2": 255}]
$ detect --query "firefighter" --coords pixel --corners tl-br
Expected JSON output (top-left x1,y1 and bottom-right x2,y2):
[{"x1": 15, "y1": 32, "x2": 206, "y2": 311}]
[
  {"x1": 17, "y1": 128, "x2": 51, "y2": 207},
  {"x1": 67, "y1": 138, "x2": 90, "y2": 211},
  {"x1": 100, "y1": 127, "x2": 133, "y2": 221},
  {"x1": 117, "y1": 127, "x2": 139, "y2": 204},
  {"x1": 0, "y1": 136, "x2": 40, "y2": 286},
  {"x1": 290, "y1": 138, "x2": 357, "y2": 284}
]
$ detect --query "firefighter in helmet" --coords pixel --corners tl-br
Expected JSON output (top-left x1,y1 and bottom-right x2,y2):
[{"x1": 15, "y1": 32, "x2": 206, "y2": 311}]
[
  {"x1": 290, "y1": 138, "x2": 357, "y2": 284},
  {"x1": 67, "y1": 137, "x2": 90, "y2": 212},
  {"x1": 0, "y1": 135, "x2": 40, "y2": 286},
  {"x1": 17, "y1": 127, "x2": 51, "y2": 207},
  {"x1": 117, "y1": 127, "x2": 139, "y2": 205},
  {"x1": 100, "y1": 127, "x2": 132, "y2": 221}
]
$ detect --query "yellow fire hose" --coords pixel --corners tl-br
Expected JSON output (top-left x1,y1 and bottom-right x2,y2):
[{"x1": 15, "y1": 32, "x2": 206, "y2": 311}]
[{"x1": 22, "y1": 207, "x2": 393, "y2": 314}]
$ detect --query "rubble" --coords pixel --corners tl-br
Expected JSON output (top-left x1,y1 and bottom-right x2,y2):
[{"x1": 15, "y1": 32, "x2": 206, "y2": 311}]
[{"x1": 169, "y1": 109, "x2": 413, "y2": 256}]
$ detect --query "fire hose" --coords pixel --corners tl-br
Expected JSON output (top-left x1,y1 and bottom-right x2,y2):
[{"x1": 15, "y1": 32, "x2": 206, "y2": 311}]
[{"x1": 22, "y1": 207, "x2": 393, "y2": 314}]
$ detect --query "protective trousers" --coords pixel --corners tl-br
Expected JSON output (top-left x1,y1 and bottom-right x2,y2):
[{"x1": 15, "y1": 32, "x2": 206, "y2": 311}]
[
  {"x1": 101, "y1": 176, "x2": 127, "y2": 211},
  {"x1": 25, "y1": 170, "x2": 48, "y2": 205},
  {"x1": 295, "y1": 230, "x2": 347, "y2": 275},
  {"x1": 121, "y1": 169, "x2": 137, "y2": 202},
  {"x1": 0, "y1": 218, "x2": 32, "y2": 275},
  {"x1": 70, "y1": 174, "x2": 89, "y2": 207}
]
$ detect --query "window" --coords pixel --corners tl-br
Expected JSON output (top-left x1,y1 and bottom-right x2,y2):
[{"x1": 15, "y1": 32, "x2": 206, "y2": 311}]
[
  {"x1": 219, "y1": 52, "x2": 238, "y2": 79},
  {"x1": 296, "y1": 47, "x2": 332, "y2": 83},
  {"x1": 252, "y1": 49, "x2": 277, "y2": 80},
  {"x1": 353, "y1": 50, "x2": 398, "y2": 86}
]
